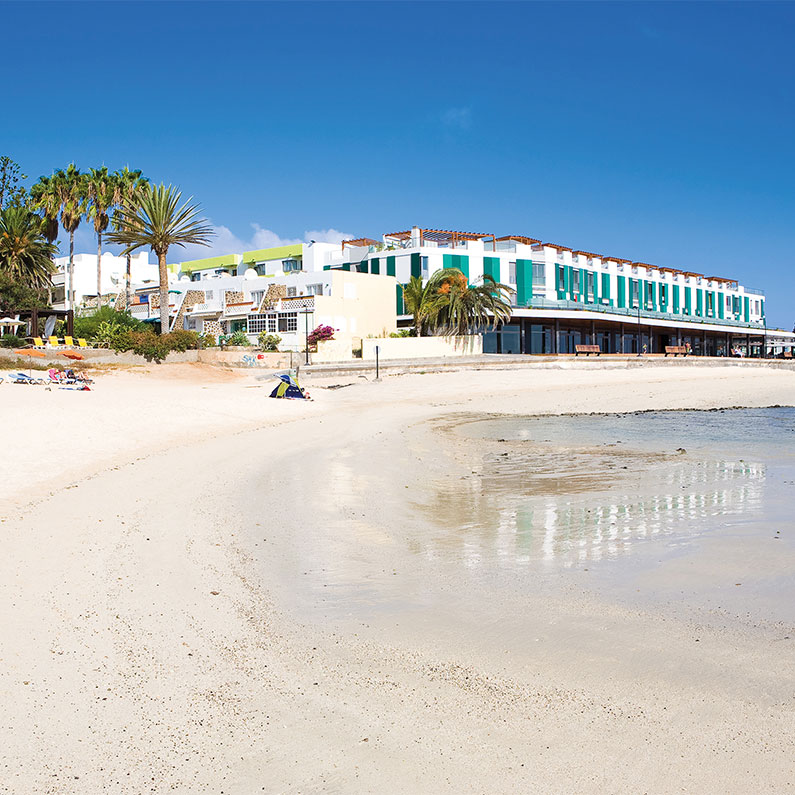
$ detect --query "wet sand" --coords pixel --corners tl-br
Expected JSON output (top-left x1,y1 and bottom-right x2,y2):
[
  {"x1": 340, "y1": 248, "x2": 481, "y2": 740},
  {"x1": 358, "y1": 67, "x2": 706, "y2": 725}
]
[{"x1": 1, "y1": 364, "x2": 794, "y2": 793}]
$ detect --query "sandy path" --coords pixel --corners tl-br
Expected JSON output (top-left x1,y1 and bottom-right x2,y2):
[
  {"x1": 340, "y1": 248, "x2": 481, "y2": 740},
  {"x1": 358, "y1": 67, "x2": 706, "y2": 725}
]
[{"x1": 1, "y1": 364, "x2": 794, "y2": 793}]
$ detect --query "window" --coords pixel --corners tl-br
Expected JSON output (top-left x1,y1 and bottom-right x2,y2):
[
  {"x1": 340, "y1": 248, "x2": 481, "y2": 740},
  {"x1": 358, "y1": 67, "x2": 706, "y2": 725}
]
[
  {"x1": 586, "y1": 271, "x2": 595, "y2": 301},
  {"x1": 509, "y1": 261, "x2": 517, "y2": 284},
  {"x1": 286, "y1": 287, "x2": 297, "y2": 297},
  {"x1": 572, "y1": 269, "x2": 580, "y2": 293},
  {"x1": 204, "y1": 290, "x2": 214, "y2": 300},
  {"x1": 190, "y1": 272, "x2": 201, "y2": 281},
  {"x1": 532, "y1": 262, "x2": 545, "y2": 286},
  {"x1": 251, "y1": 290, "x2": 264, "y2": 305},
  {"x1": 247, "y1": 314, "x2": 270, "y2": 334},
  {"x1": 421, "y1": 256, "x2": 429, "y2": 277},
  {"x1": 557, "y1": 264, "x2": 565, "y2": 289},
  {"x1": 268, "y1": 315, "x2": 277, "y2": 333},
  {"x1": 307, "y1": 283, "x2": 324, "y2": 296},
  {"x1": 282, "y1": 259, "x2": 301, "y2": 272},
  {"x1": 706, "y1": 292, "x2": 714, "y2": 316},
  {"x1": 630, "y1": 279, "x2": 639, "y2": 308},
  {"x1": 277, "y1": 312, "x2": 298, "y2": 332},
  {"x1": 660, "y1": 284, "x2": 667, "y2": 304},
  {"x1": 726, "y1": 295, "x2": 732, "y2": 311}
]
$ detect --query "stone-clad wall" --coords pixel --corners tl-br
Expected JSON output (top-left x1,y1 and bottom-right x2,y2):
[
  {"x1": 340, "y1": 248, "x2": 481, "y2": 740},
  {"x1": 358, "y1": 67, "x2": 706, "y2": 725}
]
[{"x1": 260, "y1": 284, "x2": 287, "y2": 311}]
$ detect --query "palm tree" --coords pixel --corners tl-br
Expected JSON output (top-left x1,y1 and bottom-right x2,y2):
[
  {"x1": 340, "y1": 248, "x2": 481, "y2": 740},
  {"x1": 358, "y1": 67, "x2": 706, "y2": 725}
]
[
  {"x1": 112, "y1": 167, "x2": 149, "y2": 309},
  {"x1": 0, "y1": 206, "x2": 57, "y2": 289},
  {"x1": 106, "y1": 184, "x2": 213, "y2": 332},
  {"x1": 29, "y1": 174, "x2": 60, "y2": 245},
  {"x1": 86, "y1": 166, "x2": 118, "y2": 308},
  {"x1": 402, "y1": 275, "x2": 446, "y2": 336},
  {"x1": 54, "y1": 164, "x2": 86, "y2": 310},
  {"x1": 405, "y1": 268, "x2": 513, "y2": 336}
]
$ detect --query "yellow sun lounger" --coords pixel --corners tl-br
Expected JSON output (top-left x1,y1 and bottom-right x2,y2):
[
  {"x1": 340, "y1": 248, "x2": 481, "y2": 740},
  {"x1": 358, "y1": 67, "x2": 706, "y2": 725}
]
[
  {"x1": 77, "y1": 338, "x2": 88, "y2": 348},
  {"x1": 64, "y1": 336, "x2": 74, "y2": 346},
  {"x1": 48, "y1": 336, "x2": 62, "y2": 348},
  {"x1": 32, "y1": 337, "x2": 45, "y2": 347}
]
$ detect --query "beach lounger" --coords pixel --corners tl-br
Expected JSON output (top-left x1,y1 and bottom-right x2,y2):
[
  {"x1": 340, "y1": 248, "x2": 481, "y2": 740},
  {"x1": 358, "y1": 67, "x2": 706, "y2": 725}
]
[
  {"x1": 48, "y1": 336, "x2": 63, "y2": 348},
  {"x1": 32, "y1": 337, "x2": 45, "y2": 348},
  {"x1": 77, "y1": 338, "x2": 88, "y2": 348},
  {"x1": 64, "y1": 336, "x2": 74, "y2": 347},
  {"x1": 8, "y1": 372, "x2": 45, "y2": 385}
]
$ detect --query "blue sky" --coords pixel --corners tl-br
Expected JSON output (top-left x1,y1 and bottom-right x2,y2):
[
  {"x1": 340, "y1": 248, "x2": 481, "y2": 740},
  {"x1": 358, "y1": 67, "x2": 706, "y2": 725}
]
[{"x1": 5, "y1": 1, "x2": 795, "y2": 327}]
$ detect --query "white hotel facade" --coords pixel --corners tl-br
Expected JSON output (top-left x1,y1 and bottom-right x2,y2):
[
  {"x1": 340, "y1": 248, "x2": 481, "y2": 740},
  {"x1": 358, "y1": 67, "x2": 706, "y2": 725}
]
[
  {"x1": 115, "y1": 225, "x2": 792, "y2": 357},
  {"x1": 324, "y1": 227, "x2": 786, "y2": 357}
]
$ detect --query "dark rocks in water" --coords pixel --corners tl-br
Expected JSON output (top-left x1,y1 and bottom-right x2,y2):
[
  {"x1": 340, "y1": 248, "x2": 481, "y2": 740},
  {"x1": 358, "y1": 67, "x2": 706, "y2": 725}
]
[{"x1": 676, "y1": 448, "x2": 687, "y2": 454}]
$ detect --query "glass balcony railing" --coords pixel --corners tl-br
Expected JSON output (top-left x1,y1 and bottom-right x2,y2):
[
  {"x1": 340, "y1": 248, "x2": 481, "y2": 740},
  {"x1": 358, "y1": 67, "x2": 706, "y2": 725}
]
[{"x1": 522, "y1": 297, "x2": 765, "y2": 330}]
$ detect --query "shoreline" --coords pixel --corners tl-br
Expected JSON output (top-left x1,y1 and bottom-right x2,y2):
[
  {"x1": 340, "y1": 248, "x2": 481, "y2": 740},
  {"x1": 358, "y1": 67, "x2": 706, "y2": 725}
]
[{"x1": 2, "y1": 364, "x2": 795, "y2": 792}]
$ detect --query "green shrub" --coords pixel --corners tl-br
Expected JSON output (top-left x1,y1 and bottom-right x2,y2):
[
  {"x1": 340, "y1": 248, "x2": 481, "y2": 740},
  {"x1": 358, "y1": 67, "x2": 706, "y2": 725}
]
[
  {"x1": 1, "y1": 333, "x2": 24, "y2": 348},
  {"x1": 226, "y1": 330, "x2": 251, "y2": 347},
  {"x1": 389, "y1": 329, "x2": 415, "y2": 338},
  {"x1": 198, "y1": 333, "x2": 217, "y2": 348},
  {"x1": 74, "y1": 306, "x2": 145, "y2": 341},
  {"x1": 165, "y1": 330, "x2": 202, "y2": 352},
  {"x1": 258, "y1": 332, "x2": 281, "y2": 351}
]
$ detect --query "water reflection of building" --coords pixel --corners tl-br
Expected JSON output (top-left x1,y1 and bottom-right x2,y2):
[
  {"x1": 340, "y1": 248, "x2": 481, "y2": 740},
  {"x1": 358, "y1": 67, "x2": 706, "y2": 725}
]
[{"x1": 424, "y1": 459, "x2": 766, "y2": 568}]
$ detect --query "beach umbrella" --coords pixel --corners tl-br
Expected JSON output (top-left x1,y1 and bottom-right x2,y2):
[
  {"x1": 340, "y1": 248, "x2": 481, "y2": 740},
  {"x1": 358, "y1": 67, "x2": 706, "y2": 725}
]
[
  {"x1": 0, "y1": 317, "x2": 25, "y2": 334},
  {"x1": 13, "y1": 349, "x2": 46, "y2": 357},
  {"x1": 13, "y1": 348, "x2": 47, "y2": 381}
]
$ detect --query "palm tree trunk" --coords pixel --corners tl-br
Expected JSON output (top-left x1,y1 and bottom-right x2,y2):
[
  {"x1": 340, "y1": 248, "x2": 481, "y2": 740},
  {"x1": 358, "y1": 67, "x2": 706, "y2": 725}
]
[
  {"x1": 158, "y1": 251, "x2": 170, "y2": 333},
  {"x1": 97, "y1": 231, "x2": 102, "y2": 308},
  {"x1": 69, "y1": 230, "x2": 75, "y2": 310},
  {"x1": 125, "y1": 252, "x2": 132, "y2": 311}
]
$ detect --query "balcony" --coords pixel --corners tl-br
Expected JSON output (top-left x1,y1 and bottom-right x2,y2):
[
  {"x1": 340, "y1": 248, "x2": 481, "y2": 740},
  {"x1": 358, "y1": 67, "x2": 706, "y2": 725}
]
[{"x1": 279, "y1": 295, "x2": 315, "y2": 312}]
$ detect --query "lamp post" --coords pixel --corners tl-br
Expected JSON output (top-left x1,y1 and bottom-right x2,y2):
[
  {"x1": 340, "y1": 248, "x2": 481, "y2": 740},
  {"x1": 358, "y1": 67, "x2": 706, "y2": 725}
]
[{"x1": 301, "y1": 309, "x2": 313, "y2": 365}]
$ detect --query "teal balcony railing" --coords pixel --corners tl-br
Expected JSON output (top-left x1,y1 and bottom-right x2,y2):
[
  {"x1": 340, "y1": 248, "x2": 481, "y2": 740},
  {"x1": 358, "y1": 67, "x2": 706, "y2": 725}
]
[{"x1": 520, "y1": 296, "x2": 765, "y2": 331}]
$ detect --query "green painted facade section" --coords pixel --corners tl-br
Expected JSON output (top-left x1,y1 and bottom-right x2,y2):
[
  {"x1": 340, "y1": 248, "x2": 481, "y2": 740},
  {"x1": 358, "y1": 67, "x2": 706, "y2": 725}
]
[
  {"x1": 718, "y1": 292, "x2": 725, "y2": 319},
  {"x1": 617, "y1": 276, "x2": 626, "y2": 308},
  {"x1": 673, "y1": 285, "x2": 680, "y2": 314},
  {"x1": 601, "y1": 272, "x2": 610, "y2": 303},
  {"x1": 684, "y1": 287, "x2": 692, "y2": 314},
  {"x1": 515, "y1": 260, "x2": 534, "y2": 307},
  {"x1": 696, "y1": 289, "x2": 703, "y2": 316},
  {"x1": 442, "y1": 253, "x2": 469, "y2": 279},
  {"x1": 355, "y1": 260, "x2": 368, "y2": 273},
  {"x1": 411, "y1": 253, "x2": 422, "y2": 279},
  {"x1": 179, "y1": 253, "x2": 240, "y2": 274},
  {"x1": 396, "y1": 284, "x2": 405, "y2": 315},
  {"x1": 241, "y1": 243, "x2": 303, "y2": 265},
  {"x1": 744, "y1": 296, "x2": 750, "y2": 322},
  {"x1": 386, "y1": 256, "x2": 396, "y2": 277},
  {"x1": 483, "y1": 256, "x2": 500, "y2": 282}
]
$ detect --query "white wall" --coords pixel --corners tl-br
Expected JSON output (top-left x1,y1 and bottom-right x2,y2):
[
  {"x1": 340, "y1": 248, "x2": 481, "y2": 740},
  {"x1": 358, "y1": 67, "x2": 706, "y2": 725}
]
[{"x1": 362, "y1": 335, "x2": 483, "y2": 360}]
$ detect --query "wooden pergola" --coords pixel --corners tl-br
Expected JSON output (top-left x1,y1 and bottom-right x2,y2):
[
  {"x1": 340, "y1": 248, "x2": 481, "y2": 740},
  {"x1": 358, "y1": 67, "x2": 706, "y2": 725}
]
[{"x1": 13, "y1": 307, "x2": 74, "y2": 337}]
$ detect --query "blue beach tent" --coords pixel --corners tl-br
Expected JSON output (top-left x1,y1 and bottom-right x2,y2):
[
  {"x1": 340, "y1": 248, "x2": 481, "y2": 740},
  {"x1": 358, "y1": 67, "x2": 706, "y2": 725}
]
[{"x1": 269, "y1": 373, "x2": 310, "y2": 400}]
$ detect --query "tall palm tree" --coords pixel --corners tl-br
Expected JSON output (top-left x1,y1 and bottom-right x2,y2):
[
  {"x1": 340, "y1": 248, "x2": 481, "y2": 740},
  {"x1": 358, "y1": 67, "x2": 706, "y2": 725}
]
[
  {"x1": 404, "y1": 268, "x2": 513, "y2": 337},
  {"x1": 54, "y1": 164, "x2": 86, "y2": 310},
  {"x1": 0, "y1": 206, "x2": 57, "y2": 289},
  {"x1": 29, "y1": 174, "x2": 60, "y2": 245},
  {"x1": 86, "y1": 166, "x2": 118, "y2": 308},
  {"x1": 107, "y1": 184, "x2": 214, "y2": 332},
  {"x1": 112, "y1": 167, "x2": 149, "y2": 309}
]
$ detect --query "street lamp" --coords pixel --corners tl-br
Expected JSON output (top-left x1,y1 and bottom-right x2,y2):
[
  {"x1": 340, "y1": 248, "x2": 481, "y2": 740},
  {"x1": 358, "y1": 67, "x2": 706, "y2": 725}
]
[{"x1": 301, "y1": 308, "x2": 313, "y2": 366}]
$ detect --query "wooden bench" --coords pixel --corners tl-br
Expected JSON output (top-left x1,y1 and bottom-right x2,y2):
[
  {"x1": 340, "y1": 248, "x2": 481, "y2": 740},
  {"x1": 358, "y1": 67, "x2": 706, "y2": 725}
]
[
  {"x1": 575, "y1": 344, "x2": 601, "y2": 356},
  {"x1": 665, "y1": 346, "x2": 688, "y2": 357},
  {"x1": 784, "y1": 351, "x2": 793, "y2": 359}
]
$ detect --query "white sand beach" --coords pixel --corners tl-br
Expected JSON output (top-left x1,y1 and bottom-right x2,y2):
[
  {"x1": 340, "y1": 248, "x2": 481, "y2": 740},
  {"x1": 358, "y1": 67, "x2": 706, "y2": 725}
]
[{"x1": 1, "y1": 362, "x2": 794, "y2": 793}]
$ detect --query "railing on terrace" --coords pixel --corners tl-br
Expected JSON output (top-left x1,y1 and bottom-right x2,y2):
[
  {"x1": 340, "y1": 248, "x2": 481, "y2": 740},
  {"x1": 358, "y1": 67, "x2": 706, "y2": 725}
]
[
  {"x1": 522, "y1": 297, "x2": 765, "y2": 329},
  {"x1": 188, "y1": 301, "x2": 223, "y2": 314},
  {"x1": 744, "y1": 287, "x2": 765, "y2": 296},
  {"x1": 279, "y1": 296, "x2": 315, "y2": 311}
]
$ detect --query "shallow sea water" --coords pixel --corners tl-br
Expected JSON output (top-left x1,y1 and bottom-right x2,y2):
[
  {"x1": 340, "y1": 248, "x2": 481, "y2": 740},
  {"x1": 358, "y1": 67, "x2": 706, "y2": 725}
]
[{"x1": 437, "y1": 407, "x2": 795, "y2": 622}]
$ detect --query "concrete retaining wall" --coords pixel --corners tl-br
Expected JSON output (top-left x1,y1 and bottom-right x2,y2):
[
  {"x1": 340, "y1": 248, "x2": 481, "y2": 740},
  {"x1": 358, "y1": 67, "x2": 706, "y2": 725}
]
[{"x1": 361, "y1": 335, "x2": 482, "y2": 360}]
